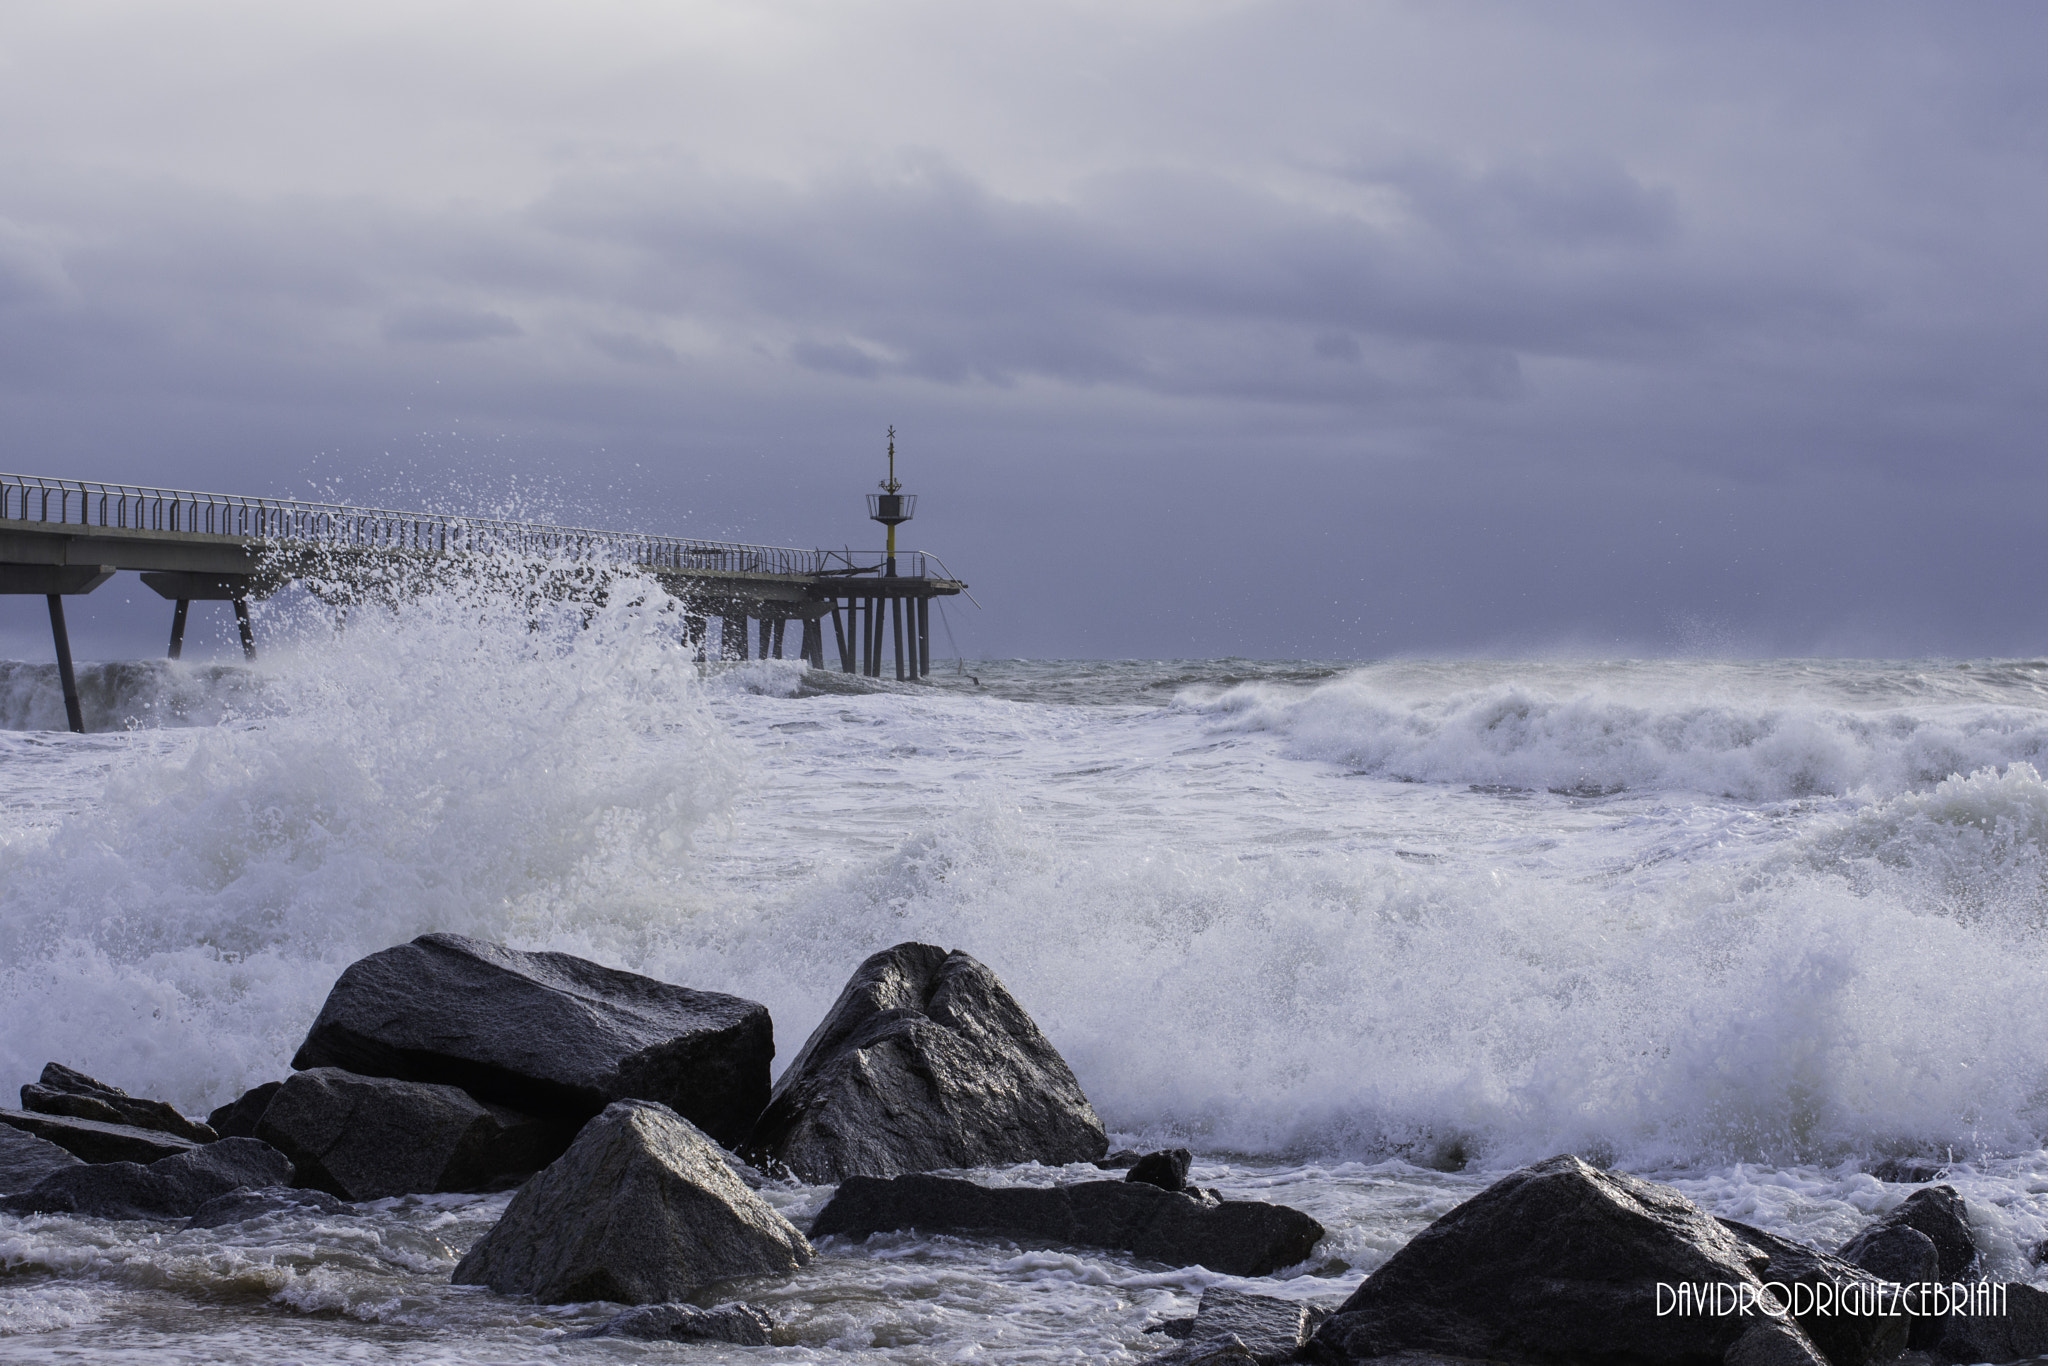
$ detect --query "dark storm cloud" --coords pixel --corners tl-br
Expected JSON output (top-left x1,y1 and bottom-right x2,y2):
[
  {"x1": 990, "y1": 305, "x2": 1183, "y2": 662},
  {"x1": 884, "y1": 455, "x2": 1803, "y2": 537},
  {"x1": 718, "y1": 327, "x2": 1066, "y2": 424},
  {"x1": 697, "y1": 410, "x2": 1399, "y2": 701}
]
[{"x1": 1, "y1": 2, "x2": 2046, "y2": 659}]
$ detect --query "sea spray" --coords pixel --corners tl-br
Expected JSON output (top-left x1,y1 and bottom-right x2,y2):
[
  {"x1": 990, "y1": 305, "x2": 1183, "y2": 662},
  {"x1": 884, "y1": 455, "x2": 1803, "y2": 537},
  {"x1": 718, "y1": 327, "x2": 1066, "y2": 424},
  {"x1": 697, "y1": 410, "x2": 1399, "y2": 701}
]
[{"x1": 0, "y1": 559, "x2": 741, "y2": 1111}]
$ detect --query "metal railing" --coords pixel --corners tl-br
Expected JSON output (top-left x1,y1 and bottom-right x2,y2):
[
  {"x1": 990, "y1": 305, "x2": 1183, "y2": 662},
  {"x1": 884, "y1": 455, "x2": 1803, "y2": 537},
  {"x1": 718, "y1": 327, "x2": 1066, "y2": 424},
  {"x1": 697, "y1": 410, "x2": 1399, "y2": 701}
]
[{"x1": 0, "y1": 473, "x2": 953, "y2": 580}]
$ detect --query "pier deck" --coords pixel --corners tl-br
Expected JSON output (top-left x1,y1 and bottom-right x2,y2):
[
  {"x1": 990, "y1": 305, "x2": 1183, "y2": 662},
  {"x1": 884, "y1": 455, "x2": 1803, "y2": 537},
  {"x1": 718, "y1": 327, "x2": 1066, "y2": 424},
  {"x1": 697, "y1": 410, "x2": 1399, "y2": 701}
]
[{"x1": 0, "y1": 474, "x2": 967, "y2": 730}]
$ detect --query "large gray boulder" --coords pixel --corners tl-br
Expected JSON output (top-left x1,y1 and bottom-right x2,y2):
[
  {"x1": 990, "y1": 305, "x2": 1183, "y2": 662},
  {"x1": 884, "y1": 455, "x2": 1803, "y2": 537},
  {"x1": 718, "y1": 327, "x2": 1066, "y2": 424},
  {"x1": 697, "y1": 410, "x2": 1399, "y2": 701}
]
[
  {"x1": 1835, "y1": 1183, "x2": 1977, "y2": 1352},
  {"x1": 749, "y1": 942, "x2": 1106, "y2": 1181},
  {"x1": 255, "y1": 1068, "x2": 566, "y2": 1200},
  {"x1": 20, "y1": 1063, "x2": 217, "y2": 1143},
  {"x1": 0, "y1": 1123, "x2": 82, "y2": 1195},
  {"x1": 1146, "y1": 1288, "x2": 1327, "y2": 1365},
  {"x1": 206, "y1": 1081, "x2": 283, "y2": 1139},
  {"x1": 1307, "y1": 1155, "x2": 1901, "y2": 1366},
  {"x1": 292, "y1": 933, "x2": 773, "y2": 1146},
  {"x1": 0, "y1": 1137, "x2": 293, "y2": 1220},
  {"x1": 810, "y1": 1172, "x2": 1324, "y2": 1277},
  {"x1": 0, "y1": 1108, "x2": 198, "y2": 1164},
  {"x1": 453, "y1": 1099, "x2": 811, "y2": 1305}
]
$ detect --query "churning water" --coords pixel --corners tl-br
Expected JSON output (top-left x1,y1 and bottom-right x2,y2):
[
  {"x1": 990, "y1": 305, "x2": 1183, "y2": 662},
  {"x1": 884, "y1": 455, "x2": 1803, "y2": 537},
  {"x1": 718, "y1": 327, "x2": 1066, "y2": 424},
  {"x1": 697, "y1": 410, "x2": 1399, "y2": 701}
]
[{"x1": 6, "y1": 568, "x2": 2048, "y2": 1361}]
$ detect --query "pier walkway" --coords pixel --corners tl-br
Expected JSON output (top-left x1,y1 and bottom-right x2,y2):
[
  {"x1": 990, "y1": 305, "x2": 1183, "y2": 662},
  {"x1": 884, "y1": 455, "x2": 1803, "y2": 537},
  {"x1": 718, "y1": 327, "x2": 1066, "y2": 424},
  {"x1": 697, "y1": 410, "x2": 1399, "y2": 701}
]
[{"x1": 0, "y1": 474, "x2": 968, "y2": 731}]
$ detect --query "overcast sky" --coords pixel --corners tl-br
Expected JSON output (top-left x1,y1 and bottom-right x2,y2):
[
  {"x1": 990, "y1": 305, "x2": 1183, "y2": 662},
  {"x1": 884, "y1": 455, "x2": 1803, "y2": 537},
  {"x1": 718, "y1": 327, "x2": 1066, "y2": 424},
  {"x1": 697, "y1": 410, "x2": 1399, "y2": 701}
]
[{"x1": 3, "y1": 1, "x2": 2045, "y2": 661}]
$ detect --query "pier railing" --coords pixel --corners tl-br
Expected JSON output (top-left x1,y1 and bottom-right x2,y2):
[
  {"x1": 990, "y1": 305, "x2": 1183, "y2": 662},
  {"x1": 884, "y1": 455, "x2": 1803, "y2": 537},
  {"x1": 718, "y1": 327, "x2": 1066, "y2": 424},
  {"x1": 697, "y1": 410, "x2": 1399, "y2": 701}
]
[{"x1": 0, "y1": 473, "x2": 946, "y2": 579}]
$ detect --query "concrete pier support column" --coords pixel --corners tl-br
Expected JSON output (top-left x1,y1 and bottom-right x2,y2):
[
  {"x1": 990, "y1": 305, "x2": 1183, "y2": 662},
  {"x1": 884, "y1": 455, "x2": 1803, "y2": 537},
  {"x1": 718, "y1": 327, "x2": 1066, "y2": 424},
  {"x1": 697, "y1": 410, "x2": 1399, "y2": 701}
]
[
  {"x1": 892, "y1": 598, "x2": 907, "y2": 680},
  {"x1": 233, "y1": 597, "x2": 257, "y2": 661},
  {"x1": 832, "y1": 601, "x2": 853, "y2": 673},
  {"x1": 917, "y1": 596, "x2": 931, "y2": 676},
  {"x1": 168, "y1": 599, "x2": 190, "y2": 659},
  {"x1": 46, "y1": 595, "x2": 84, "y2": 733}
]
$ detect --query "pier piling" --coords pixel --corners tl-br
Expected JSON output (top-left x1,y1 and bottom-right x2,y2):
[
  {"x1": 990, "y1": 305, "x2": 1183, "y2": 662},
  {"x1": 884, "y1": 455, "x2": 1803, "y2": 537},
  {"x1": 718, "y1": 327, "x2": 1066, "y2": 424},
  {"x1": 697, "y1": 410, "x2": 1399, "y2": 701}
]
[
  {"x1": 168, "y1": 599, "x2": 189, "y2": 659},
  {"x1": 45, "y1": 595, "x2": 84, "y2": 733}
]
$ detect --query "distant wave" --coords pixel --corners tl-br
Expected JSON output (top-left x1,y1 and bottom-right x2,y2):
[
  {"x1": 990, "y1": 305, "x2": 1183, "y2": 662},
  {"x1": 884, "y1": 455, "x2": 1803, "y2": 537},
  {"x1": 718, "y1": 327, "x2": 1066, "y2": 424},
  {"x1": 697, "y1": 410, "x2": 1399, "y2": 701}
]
[
  {"x1": 0, "y1": 659, "x2": 272, "y2": 732},
  {"x1": 1179, "y1": 670, "x2": 2048, "y2": 798}
]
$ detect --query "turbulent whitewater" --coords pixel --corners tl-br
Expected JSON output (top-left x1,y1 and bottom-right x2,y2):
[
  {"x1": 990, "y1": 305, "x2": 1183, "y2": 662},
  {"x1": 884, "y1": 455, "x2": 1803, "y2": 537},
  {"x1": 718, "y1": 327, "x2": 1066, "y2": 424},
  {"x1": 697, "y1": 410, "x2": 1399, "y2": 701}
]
[{"x1": 5, "y1": 576, "x2": 2048, "y2": 1360}]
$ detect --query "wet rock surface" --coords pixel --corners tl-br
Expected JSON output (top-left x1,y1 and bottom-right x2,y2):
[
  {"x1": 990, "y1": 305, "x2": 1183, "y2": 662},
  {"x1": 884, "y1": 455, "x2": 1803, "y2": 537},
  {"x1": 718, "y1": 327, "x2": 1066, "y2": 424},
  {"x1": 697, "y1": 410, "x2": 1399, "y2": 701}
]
[
  {"x1": 255, "y1": 1067, "x2": 563, "y2": 1200},
  {"x1": 0, "y1": 1137, "x2": 294, "y2": 1220},
  {"x1": 1143, "y1": 1288, "x2": 1325, "y2": 1365},
  {"x1": 748, "y1": 942, "x2": 1106, "y2": 1181},
  {"x1": 0, "y1": 1122, "x2": 82, "y2": 1195},
  {"x1": 183, "y1": 1184, "x2": 354, "y2": 1229},
  {"x1": 1126, "y1": 1148, "x2": 1194, "y2": 1193},
  {"x1": 810, "y1": 1172, "x2": 1325, "y2": 1277},
  {"x1": 293, "y1": 933, "x2": 773, "y2": 1146},
  {"x1": 206, "y1": 1081, "x2": 283, "y2": 1140},
  {"x1": 575, "y1": 1302, "x2": 779, "y2": 1344},
  {"x1": 0, "y1": 1108, "x2": 200, "y2": 1164},
  {"x1": 1307, "y1": 1154, "x2": 1901, "y2": 1366},
  {"x1": 20, "y1": 1063, "x2": 217, "y2": 1143},
  {"x1": 453, "y1": 1099, "x2": 811, "y2": 1305}
]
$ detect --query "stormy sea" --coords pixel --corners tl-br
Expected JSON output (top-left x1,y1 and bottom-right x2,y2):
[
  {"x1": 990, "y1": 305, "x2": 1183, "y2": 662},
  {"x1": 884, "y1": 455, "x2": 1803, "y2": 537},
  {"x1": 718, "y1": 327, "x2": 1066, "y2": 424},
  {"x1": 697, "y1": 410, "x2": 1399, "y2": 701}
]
[{"x1": 5, "y1": 567, "x2": 2048, "y2": 1362}]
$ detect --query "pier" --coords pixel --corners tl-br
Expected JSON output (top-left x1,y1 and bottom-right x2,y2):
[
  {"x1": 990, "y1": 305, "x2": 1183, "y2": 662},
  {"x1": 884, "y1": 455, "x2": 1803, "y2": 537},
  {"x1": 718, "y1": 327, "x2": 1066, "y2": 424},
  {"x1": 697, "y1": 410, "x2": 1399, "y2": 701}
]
[{"x1": 0, "y1": 473, "x2": 969, "y2": 732}]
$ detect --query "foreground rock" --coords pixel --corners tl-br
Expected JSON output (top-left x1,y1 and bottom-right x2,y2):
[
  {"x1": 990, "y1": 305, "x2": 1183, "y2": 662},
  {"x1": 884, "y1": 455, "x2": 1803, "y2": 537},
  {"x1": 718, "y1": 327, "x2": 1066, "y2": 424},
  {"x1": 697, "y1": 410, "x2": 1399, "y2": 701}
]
[
  {"x1": 0, "y1": 1138, "x2": 293, "y2": 1220},
  {"x1": 0, "y1": 1124, "x2": 82, "y2": 1195},
  {"x1": 206, "y1": 1081, "x2": 283, "y2": 1139},
  {"x1": 1307, "y1": 1154, "x2": 1901, "y2": 1366},
  {"x1": 0, "y1": 1108, "x2": 199, "y2": 1164},
  {"x1": 1836, "y1": 1183, "x2": 1977, "y2": 1353},
  {"x1": 1147, "y1": 1288, "x2": 1326, "y2": 1365},
  {"x1": 185, "y1": 1185, "x2": 353, "y2": 1228},
  {"x1": 749, "y1": 942, "x2": 1106, "y2": 1181},
  {"x1": 21, "y1": 1063, "x2": 217, "y2": 1143},
  {"x1": 293, "y1": 933, "x2": 772, "y2": 1146},
  {"x1": 255, "y1": 1068, "x2": 563, "y2": 1200},
  {"x1": 811, "y1": 1173, "x2": 1324, "y2": 1277},
  {"x1": 1925, "y1": 1281, "x2": 2048, "y2": 1365},
  {"x1": 454, "y1": 1099, "x2": 811, "y2": 1305},
  {"x1": 575, "y1": 1302, "x2": 778, "y2": 1344},
  {"x1": 1128, "y1": 1148, "x2": 1195, "y2": 1193}
]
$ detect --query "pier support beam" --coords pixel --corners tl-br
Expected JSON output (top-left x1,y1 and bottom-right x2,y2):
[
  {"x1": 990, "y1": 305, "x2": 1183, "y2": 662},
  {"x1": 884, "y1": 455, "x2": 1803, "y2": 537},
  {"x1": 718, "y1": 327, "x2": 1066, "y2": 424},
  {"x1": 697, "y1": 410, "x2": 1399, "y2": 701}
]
[
  {"x1": 139, "y1": 572, "x2": 260, "y2": 662},
  {"x1": 233, "y1": 597, "x2": 257, "y2": 661},
  {"x1": 46, "y1": 595, "x2": 83, "y2": 734},
  {"x1": 917, "y1": 596, "x2": 930, "y2": 677},
  {"x1": 799, "y1": 617, "x2": 821, "y2": 669},
  {"x1": 168, "y1": 600, "x2": 189, "y2": 659},
  {"x1": 721, "y1": 614, "x2": 748, "y2": 660},
  {"x1": 892, "y1": 598, "x2": 907, "y2": 680},
  {"x1": 832, "y1": 601, "x2": 853, "y2": 673}
]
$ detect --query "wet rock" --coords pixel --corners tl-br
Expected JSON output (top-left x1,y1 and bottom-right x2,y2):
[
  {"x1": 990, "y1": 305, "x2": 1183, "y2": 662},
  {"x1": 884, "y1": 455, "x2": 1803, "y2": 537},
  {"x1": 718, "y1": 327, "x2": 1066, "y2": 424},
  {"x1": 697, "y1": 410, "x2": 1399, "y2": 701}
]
[
  {"x1": 1926, "y1": 1281, "x2": 2048, "y2": 1364},
  {"x1": 1836, "y1": 1223, "x2": 1939, "y2": 1289},
  {"x1": 810, "y1": 1172, "x2": 1325, "y2": 1277},
  {"x1": 1837, "y1": 1184, "x2": 1977, "y2": 1282},
  {"x1": 0, "y1": 1108, "x2": 199, "y2": 1164},
  {"x1": 1095, "y1": 1149, "x2": 1146, "y2": 1170},
  {"x1": 293, "y1": 933, "x2": 773, "y2": 1146},
  {"x1": 1867, "y1": 1157, "x2": 1951, "y2": 1184},
  {"x1": 206, "y1": 1081, "x2": 283, "y2": 1139},
  {"x1": 453, "y1": 1099, "x2": 810, "y2": 1305},
  {"x1": 749, "y1": 942, "x2": 1106, "y2": 1181},
  {"x1": 1143, "y1": 1336, "x2": 1262, "y2": 1366},
  {"x1": 1127, "y1": 1148, "x2": 1194, "y2": 1194},
  {"x1": 1306, "y1": 1154, "x2": 1884, "y2": 1366},
  {"x1": 0, "y1": 1123, "x2": 82, "y2": 1195},
  {"x1": 1724, "y1": 1319, "x2": 1830, "y2": 1366},
  {"x1": 20, "y1": 1063, "x2": 217, "y2": 1143},
  {"x1": 255, "y1": 1067, "x2": 563, "y2": 1201},
  {"x1": 1717, "y1": 1219, "x2": 1907, "y2": 1366},
  {"x1": 184, "y1": 1184, "x2": 353, "y2": 1228},
  {"x1": 575, "y1": 1302, "x2": 778, "y2": 1344},
  {"x1": 0, "y1": 1137, "x2": 293, "y2": 1220},
  {"x1": 1164, "y1": 1288, "x2": 1323, "y2": 1365}
]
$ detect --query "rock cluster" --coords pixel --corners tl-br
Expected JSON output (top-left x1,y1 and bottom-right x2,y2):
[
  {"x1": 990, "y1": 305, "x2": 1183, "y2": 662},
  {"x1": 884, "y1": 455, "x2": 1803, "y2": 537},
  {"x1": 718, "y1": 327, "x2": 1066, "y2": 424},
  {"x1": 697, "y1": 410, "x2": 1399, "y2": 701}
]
[{"x1": 1, "y1": 1138, "x2": 293, "y2": 1220}]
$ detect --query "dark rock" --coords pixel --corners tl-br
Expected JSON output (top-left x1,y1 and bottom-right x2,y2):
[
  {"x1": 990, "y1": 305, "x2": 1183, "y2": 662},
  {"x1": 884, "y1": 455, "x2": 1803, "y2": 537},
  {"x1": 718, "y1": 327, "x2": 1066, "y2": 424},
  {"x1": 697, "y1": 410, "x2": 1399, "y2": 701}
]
[
  {"x1": 1171, "y1": 1288, "x2": 1321, "y2": 1365},
  {"x1": 1143, "y1": 1336, "x2": 1262, "y2": 1366},
  {"x1": 453, "y1": 1099, "x2": 810, "y2": 1305},
  {"x1": 1837, "y1": 1223, "x2": 1939, "y2": 1289},
  {"x1": 0, "y1": 1123, "x2": 82, "y2": 1195},
  {"x1": 1724, "y1": 1319, "x2": 1830, "y2": 1366},
  {"x1": 1307, "y1": 1155, "x2": 1879, "y2": 1366},
  {"x1": 0, "y1": 1108, "x2": 199, "y2": 1164},
  {"x1": 1867, "y1": 1157, "x2": 1951, "y2": 1184},
  {"x1": 255, "y1": 1068, "x2": 564, "y2": 1201},
  {"x1": 810, "y1": 1172, "x2": 1325, "y2": 1277},
  {"x1": 21, "y1": 1063, "x2": 217, "y2": 1143},
  {"x1": 1837, "y1": 1185, "x2": 1976, "y2": 1282},
  {"x1": 1095, "y1": 1149, "x2": 1146, "y2": 1170},
  {"x1": 1718, "y1": 1218, "x2": 1908, "y2": 1366},
  {"x1": 292, "y1": 933, "x2": 773, "y2": 1147},
  {"x1": 575, "y1": 1302, "x2": 778, "y2": 1344},
  {"x1": 0, "y1": 1137, "x2": 293, "y2": 1220},
  {"x1": 1147, "y1": 1317, "x2": 1198, "y2": 1339},
  {"x1": 206, "y1": 1082, "x2": 283, "y2": 1139},
  {"x1": 184, "y1": 1185, "x2": 354, "y2": 1228},
  {"x1": 1928, "y1": 1281, "x2": 2048, "y2": 1365},
  {"x1": 1127, "y1": 1148, "x2": 1194, "y2": 1194},
  {"x1": 749, "y1": 942, "x2": 1106, "y2": 1182}
]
